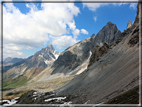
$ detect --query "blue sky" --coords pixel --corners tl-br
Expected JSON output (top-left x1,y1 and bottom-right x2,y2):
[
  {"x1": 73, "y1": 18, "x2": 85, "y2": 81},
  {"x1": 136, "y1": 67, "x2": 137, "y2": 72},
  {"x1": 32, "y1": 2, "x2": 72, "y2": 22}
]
[{"x1": 2, "y1": 0, "x2": 138, "y2": 59}]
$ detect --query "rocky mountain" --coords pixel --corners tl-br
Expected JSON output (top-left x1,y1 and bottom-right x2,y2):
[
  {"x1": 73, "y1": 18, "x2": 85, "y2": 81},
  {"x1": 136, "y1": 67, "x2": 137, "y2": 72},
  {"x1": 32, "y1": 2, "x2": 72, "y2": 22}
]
[
  {"x1": 17, "y1": 3, "x2": 140, "y2": 105},
  {"x1": 3, "y1": 57, "x2": 23, "y2": 66},
  {"x1": 51, "y1": 21, "x2": 121, "y2": 75},
  {"x1": 3, "y1": 55, "x2": 33, "y2": 73},
  {"x1": 25, "y1": 44, "x2": 59, "y2": 69},
  {"x1": 3, "y1": 44, "x2": 59, "y2": 80},
  {"x1": 53, "y1": 3, "x2": 140, "y2": 104},
  {"x1": 29, "y1": 21, "x2": 121, "y2": 83}
]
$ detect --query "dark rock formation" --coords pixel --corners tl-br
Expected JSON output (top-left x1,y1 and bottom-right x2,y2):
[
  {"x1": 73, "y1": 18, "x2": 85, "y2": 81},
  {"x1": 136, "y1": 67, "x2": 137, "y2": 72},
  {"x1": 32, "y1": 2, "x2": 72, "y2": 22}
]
[
  {"x1": 51, "y1": 21, "x2": 121, "y2": 75},
  {"x1": 88, "y1": 43, "x2": 111, "y2": 67}
]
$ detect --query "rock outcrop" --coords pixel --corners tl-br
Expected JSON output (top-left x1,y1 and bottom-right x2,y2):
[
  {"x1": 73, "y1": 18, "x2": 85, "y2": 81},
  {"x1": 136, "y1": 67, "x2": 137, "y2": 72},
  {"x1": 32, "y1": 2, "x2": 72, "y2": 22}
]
[
  {"x1": 127, "y1": 20, "x2": 132, "y2": 29},
  {"x1": 88, "y1": 43, "x2": 111, "y2": 67}
]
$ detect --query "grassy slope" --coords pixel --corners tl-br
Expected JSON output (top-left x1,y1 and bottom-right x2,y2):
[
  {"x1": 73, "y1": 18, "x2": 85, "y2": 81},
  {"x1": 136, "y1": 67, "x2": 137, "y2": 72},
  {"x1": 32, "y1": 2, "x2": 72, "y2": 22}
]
[
  {"x1": 3, "y1": 75, "x2": 29, "y2": 89},
  {"x1": 3, "y1": 68, "x2": 44, "y2": 89}
]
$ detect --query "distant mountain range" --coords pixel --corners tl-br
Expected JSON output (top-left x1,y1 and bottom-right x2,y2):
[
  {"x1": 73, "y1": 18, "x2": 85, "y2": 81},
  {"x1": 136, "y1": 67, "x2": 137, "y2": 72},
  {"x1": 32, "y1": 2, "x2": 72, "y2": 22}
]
[
  {"x1": 3, "y1": 55, "x2": 33, "y2": 73},
  {"x1": 3, "y1": 44, "x2": 59, "y2": 80}
]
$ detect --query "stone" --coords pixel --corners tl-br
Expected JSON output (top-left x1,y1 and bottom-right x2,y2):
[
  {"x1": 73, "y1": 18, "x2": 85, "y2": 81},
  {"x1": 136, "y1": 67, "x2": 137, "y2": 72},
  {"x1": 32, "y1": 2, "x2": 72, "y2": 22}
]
[{"x1": 127, "y1": 20, "x2": 132, "y2": 29}]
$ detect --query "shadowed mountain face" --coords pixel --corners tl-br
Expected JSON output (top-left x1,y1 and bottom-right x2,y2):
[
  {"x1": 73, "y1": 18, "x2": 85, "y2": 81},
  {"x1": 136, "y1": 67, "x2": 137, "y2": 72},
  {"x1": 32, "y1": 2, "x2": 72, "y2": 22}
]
[{"x1": 51, "y1": 22, "x2": 121, "y2": 75}]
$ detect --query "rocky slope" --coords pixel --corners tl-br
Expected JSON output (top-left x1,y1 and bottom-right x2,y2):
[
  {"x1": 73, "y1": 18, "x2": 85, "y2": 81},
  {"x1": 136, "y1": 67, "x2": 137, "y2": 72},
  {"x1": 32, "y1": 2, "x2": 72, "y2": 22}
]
[
  {"x1": 54, "y1": 3, "x2": 140, "y2": 104},
  {"x1": 17, "y1": 3, "x2": 140, "y2": 105}
]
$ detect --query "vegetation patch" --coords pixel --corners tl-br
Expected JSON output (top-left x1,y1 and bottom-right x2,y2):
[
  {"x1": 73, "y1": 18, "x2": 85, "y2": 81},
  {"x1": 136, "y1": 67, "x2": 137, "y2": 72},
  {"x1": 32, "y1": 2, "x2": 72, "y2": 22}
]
[{"x1": 3, "y1": 75, "x2": 29, "y2": 89}]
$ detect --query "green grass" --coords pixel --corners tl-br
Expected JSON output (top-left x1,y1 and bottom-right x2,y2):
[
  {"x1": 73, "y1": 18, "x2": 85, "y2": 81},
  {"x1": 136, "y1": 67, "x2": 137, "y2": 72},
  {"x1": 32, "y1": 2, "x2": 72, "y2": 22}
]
[{"x1": 3, "y1": 75, "x2": 29, "y2": 89}]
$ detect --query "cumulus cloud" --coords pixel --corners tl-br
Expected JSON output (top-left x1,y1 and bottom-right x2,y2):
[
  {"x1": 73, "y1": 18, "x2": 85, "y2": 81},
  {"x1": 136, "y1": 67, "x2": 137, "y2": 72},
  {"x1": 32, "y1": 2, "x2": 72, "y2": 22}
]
[
  {"x1": 81, "y1": 29, "x2": 88, "y2": 35},
  {"x1": 72, "y1": 29, "x2": 80, "y2": 38},
  {"x1": 3, "y1": 3, "x2": 80, "y2": 58},
  {"x1": 4, "y1": 44, "x2": 22, "y2": 51},
  {"x1": 3, "y1": 44, "x2": 25, "y2": 58},
  {"x1": 51, "y1": 35, "x2": 79, "y2": 49},
  {"x1": 68, "y1": 20, "x2": 80, "y2": 38}
]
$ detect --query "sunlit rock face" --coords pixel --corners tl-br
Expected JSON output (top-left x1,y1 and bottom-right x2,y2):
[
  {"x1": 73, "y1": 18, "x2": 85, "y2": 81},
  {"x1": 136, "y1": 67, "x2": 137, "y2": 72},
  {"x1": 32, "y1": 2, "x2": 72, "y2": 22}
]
[{"x1": 127, "y1": 20, "x2": 132, "y2": 29}]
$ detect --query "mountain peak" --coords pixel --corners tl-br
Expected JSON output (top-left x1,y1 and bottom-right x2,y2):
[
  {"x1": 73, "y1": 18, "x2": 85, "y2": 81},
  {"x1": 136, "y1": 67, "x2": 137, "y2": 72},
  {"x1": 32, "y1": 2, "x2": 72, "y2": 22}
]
[
  {"x1": 94, "y1": 21, "x2": 121, "y2": 46},
  {"x1": 47, "y1": 44, "x2": 53, "y2": 48},
  {"x1": 107, "y1": 21, "x2": 113, "y2": 25}
]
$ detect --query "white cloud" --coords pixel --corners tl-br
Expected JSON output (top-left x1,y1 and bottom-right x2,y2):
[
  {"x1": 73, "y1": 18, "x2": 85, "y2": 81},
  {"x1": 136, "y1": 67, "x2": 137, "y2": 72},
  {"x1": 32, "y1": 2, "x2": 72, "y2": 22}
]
[
  {"x1": 3, "y1": 44, "x2": 26, "y2": 58},
  {"x1": 17, "y1": 52, "x2": 24, "y2": 56},
  {"x1": 94, "y1": 16, "x2": 97, "y2": 22},
  {"x1": 51, "y1": 35, "x2": 79, "y2": 49},
  {"x1": 68, "y1": 20, "x2": 76, "y2": 30},
  {"x1": 3, "y1": 3, "x2": 80, "y2": 46},
  {"x1": 130, "y1": 3, "x2": 137, "y2": 10},
  {"x1": 4, "y1": 44, "x2": 22, "y2": 51},
  {"x1": 3, "y1": 3, "x2": 80, "y2": 58},
  {"x1": 83, "y1": 3, "x2": 108, "y2": 11},
  {"x1": 81, "y1": 29, "x2": 88, "y2": 35},
  {"x1": 68, "y1": 20, "x2": 80, "y2": 38},
  {"x1": 82, "y1": 0, "x2": 138, "y2": 11},
  {"x1": 72, "y1": 29, "x2": 80, "y2": 38}
]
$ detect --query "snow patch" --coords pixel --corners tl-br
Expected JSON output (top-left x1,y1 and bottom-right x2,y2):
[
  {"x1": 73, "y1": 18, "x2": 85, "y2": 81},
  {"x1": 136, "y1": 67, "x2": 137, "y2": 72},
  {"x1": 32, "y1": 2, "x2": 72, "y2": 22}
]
[
  {"x1": 44, "y1": 60, "x2": 49, "y2": 64},
  {"x1": 1, "y1": 97, "x2": 19, "y2": 106},
  {"x1": 53, "y1": 51, "x2": 59, "y2": 59},
  {"x1": 87, "y1": 51, "x2": 92, "y2": 61},
  {"x1": 39, "y1": 54, "x2": 43, "y2": 58},
  {"x1": 44, "y1": 97, "x2": 66, "y2": 102}
]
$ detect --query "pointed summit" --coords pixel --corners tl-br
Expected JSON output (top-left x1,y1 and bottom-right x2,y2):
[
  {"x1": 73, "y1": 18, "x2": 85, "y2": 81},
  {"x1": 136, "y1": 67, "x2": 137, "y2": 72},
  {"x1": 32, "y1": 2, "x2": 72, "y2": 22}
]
[
  {"x1": 47, "y1": 44, "x2": 53, "y2": 47},
  {"x1": 107, "y1": 21, "x2": 113, "y2": 25},
  {"x1": 94, "y1": 21, "x2": 121, "y2": 46},
  {"x1": 46, "y1": 44, "x2": 55, "y2": 52},
  {"x1": 127, "y1": 20, "x2": 132, "y2": 29}
]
